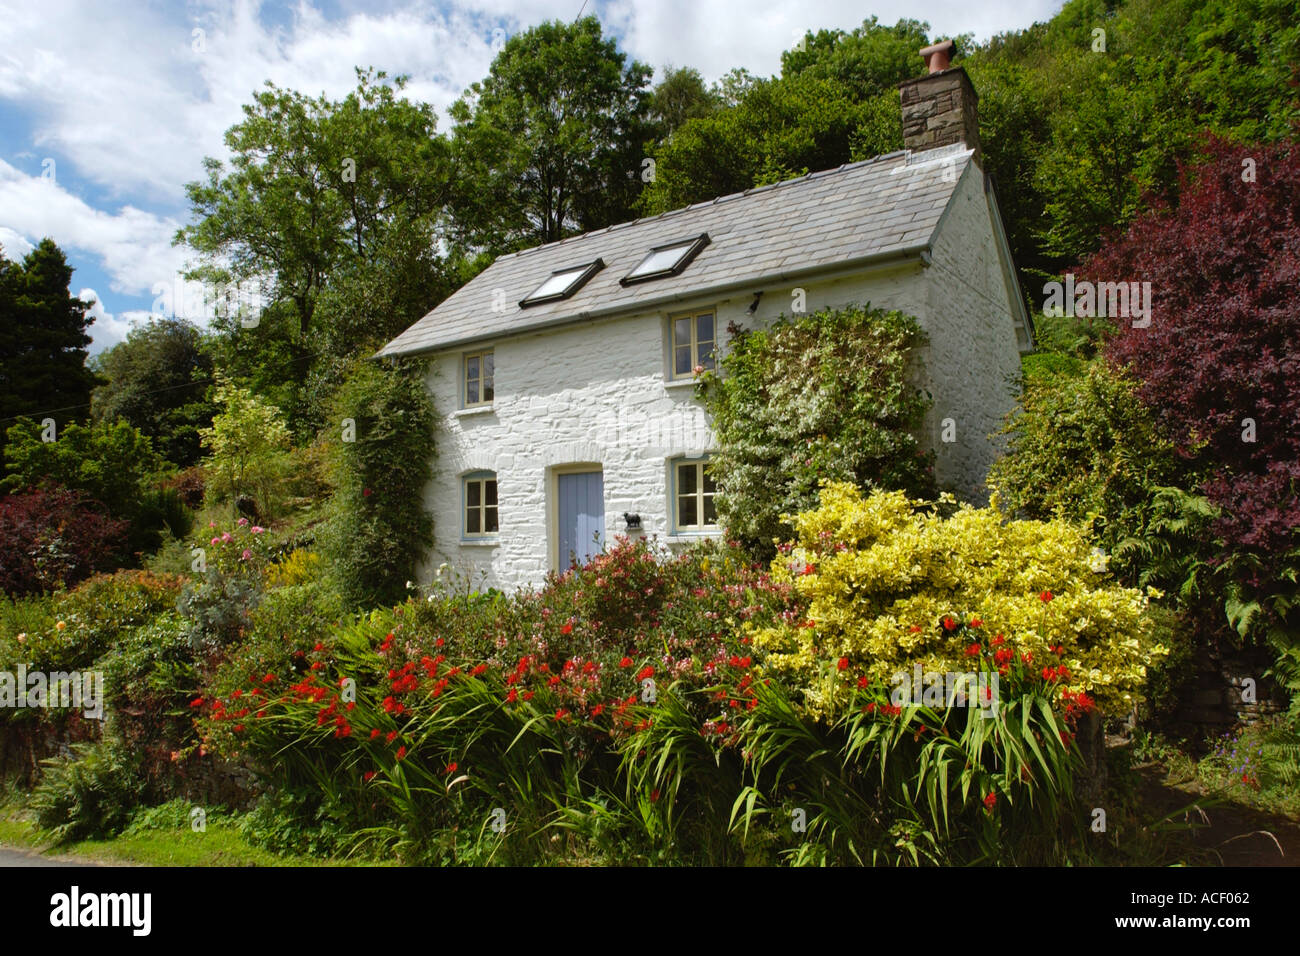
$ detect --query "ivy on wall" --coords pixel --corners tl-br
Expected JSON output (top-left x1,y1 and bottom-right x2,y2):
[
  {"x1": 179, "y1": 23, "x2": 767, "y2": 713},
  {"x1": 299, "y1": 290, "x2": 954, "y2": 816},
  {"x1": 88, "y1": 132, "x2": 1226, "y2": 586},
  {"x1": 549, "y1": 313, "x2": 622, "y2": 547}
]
[{"x1": 699, "y1": 303, "x2": 934, "y2": 559}]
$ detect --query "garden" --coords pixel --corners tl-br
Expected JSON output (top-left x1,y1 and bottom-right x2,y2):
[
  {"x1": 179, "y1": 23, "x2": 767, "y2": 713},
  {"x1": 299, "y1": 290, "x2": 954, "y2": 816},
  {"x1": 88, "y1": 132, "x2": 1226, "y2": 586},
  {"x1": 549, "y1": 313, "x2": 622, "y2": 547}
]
[{"x1": 1, "y1": 2, "x2": 1298, "y2": 867}]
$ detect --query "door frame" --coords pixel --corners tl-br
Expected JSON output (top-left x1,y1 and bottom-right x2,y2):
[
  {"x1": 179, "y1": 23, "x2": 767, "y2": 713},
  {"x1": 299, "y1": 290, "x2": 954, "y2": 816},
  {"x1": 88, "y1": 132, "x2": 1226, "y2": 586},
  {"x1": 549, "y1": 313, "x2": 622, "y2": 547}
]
[{"x1": 547, "y1": 463, "x2": 605, "y2": 573}]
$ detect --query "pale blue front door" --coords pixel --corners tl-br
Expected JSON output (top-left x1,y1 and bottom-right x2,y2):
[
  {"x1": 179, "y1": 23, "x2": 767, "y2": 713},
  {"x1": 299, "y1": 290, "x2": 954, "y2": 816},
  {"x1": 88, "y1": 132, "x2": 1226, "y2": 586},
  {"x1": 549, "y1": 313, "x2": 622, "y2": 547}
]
[{"x1": 557, "y1": 471, "x2": 604, "y2": 569}]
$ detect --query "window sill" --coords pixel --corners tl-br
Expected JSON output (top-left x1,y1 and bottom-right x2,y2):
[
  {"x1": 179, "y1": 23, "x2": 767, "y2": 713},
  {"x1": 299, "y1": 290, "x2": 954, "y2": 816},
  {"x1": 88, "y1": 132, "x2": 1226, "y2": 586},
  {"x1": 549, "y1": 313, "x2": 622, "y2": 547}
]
[
  {"x1": 665, "y1": 531, "x2": 721, "y2": 544},
  {"x1": 663, "y1": 378, "x2": 703, "y2": 392},
  {"x1": 459, "y1": 537, "x2": 500, "y2": 547},
  {"x1": 454, "y1": 405, "x2": 495, "y2": 418}
]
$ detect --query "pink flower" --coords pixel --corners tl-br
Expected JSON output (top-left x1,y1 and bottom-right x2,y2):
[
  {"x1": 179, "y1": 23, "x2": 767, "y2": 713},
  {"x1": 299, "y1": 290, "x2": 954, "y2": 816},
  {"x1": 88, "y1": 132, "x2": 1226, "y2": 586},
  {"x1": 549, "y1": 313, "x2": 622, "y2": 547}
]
[
  {"x1": 241, "y1": 549, "x2": 252, "y2": 561},
  {"x1": 237, "y1": 517, "x2": 249, "y2": 527},
  {"x1": 208, "y1": 521, "x2": 216, "y2": 529},
  {"x1": 251, "y1": 526, "x2": 264, "y2": 534},
  {"x1": 210, "y1": 537, "x2": 219, "y2": 546},
  {"x1": 221, "y1": 532, "x2": 232, "y2": 543}
]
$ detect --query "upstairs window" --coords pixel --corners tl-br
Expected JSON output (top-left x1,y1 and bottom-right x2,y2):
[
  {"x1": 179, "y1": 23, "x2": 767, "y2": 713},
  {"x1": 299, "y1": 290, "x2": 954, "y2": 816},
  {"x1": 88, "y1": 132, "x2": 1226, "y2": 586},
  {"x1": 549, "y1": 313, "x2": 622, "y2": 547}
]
[
  {"x1": 463, "y1": 472, "x2": 499, "y2": 538},
  {"x1": 672, "y1": 457, "x2": 717, "y2": 532},
  {"x1": 621, "y1": 234, "x2": 710, "y2": 286},
  {"x1": 669, "y1": 309, "x2": 715, "y2": 380},
  {"x1": 519, "y1": 259, "x2": 604, "y2": 307},
  {"x1": 464, "y1": 349, "x2": 494, "y2": 407}
]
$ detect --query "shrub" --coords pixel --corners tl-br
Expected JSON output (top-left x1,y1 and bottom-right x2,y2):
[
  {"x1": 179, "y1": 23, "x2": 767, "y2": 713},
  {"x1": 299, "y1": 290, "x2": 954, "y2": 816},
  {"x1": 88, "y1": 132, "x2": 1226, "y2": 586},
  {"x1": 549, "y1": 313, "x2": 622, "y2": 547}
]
[
  {"x1": 988, "y1": 362, "x2": 1206, "y2": 591},
  {"x1": 0, "y1": 488, "x2": 129, "y2": 596},
  {"x1": 747, "y1": 482, "x2": 1168, "y2": 718},
  {"x1": 28, "y1": 739, "x2": 144, "y2": 843},
  {"x1": 1091, "y1": 136, "x2": 1300, "y2": 650},
  {"x1": 320, "y1": 359, "x2": 435, "y2": 609},
  {"x1": 0, "y1": 569, "x2": 184, "y2": 677},
  {"x1": 699, "y1": 303, "x2": 933, "y2": 559},
  {"x1": 96, "y1": 612, "x2": 202, "y2": 799},
  {"x1": 1, "y1": 417, "x2": 162, "y2": 522},
  {"x1": 198, "y1": 374, "x2": 292, "y2": 521},
  {"x1": 163, "y1": 465, "x2": 205, "y2": 509}
]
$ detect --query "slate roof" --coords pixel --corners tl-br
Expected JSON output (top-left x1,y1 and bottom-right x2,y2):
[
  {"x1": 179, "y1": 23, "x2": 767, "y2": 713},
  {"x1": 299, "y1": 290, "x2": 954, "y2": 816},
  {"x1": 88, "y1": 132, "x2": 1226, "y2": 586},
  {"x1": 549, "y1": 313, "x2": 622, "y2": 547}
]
[{"x1": 377, "y1": 144, "x2": 974, "y2": 357}]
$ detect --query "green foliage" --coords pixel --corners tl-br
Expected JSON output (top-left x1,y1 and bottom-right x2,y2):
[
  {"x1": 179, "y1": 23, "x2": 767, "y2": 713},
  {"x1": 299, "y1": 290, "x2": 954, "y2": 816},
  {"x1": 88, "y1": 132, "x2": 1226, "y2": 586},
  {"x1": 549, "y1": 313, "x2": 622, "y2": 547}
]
[
  {"x1": 700, "y1": 304, "x2": 933, "y2": 558},
  {"x1": 0, "y1": 239, "x2": 98, "y2": 464},
  {"x1": 0, "y1": 570, "x2": 186, "y2": 677},
  {"x1": 177, "y1": 68, "x2": 454, "y2": 432},
  {"x1": 640, "y1": 17, "x2": 926, "y2": 214},
  {"x1": 2, "y1": 416, "x2": 162, "y2": 519},
  {"x1": 647, "y1": 66, "x2": 719, "y2": 138},
  {"x1": 320, "y1": 360, "x2": 435, "y2": 609},
  {"x1": 198, "y1": 374, "x2": 292, "y2": 520},
  {"x1": 90, "y1": 317, "x2": 216, "y2": 467},
  {"x1": 449, "y1": 16, "x2": 653, "y2": 250},
  {"x1": 968, "y1": 0, "x2": 1300, "y2": 289},
  {"x1": 28, "y1": 739, "x2": 144, "y2": 844},
  {"x1": 720, "y1": 678, "x2": 1084, "y2": 865},
  {"x1": 989, "y1": 361, "x2": 1209, "y2": 595}
]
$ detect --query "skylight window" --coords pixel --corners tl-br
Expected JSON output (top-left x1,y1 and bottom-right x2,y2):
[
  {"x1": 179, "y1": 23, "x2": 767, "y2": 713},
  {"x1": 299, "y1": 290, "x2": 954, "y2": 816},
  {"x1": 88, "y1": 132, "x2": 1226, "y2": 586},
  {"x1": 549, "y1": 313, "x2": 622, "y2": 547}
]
[
  {"x1": 519, "y1": 259, "x2": 604, "y2": 307},
  {"x1": 620, "y1": 234, "x2": 711, "y2": 286}
]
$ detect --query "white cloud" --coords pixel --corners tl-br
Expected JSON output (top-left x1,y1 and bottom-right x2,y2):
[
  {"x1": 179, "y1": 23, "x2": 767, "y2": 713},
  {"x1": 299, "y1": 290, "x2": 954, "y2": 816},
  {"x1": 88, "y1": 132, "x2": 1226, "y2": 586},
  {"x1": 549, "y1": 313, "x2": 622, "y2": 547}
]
[
  {"x1": 0, "y1": 226, "x2": 34, "y2": 259},
  {"x1": 0, "y1": 159, "x2": 190, "y2": 295},
  {"x1": 610, "y1": 0, "x2": 1063, "y2": 82},
  {"x1": 77, "y1": 288, "x2": 140, "y2": 353}
]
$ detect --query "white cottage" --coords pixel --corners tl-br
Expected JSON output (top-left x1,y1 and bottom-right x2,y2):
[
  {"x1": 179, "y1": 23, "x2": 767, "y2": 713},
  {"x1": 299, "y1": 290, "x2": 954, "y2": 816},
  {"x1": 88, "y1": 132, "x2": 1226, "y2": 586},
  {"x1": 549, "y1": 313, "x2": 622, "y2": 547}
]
[{"x1": 378, "y1": 42, "x2": 1034, "y2": 592}]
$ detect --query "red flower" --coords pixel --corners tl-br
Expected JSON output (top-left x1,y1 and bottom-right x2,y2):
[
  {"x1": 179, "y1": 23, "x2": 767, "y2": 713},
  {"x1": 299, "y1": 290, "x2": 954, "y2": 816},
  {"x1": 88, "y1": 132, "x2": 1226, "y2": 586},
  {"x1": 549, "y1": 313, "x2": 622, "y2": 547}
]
[
  {"x1": 1039, "y1": 590, "x2": 1054, "y2": 603},
  {"x1": 991, "y1": 634, "x2": 1006, "y2": 646},
  {"x1": 560, "y1": 622, "x2": 574, "y2": 635},
  {"x1": 591, "y1": 703, "x2": 604, "y2": 717},
  {"x1": 261, "y1": 673, "x2": 275, "y2": 684},
  {"x1": 363, "y1": 487, "x2": 372, "y2": 497},
  {"x1": 523, "y1": 690, "x2": 535, "y2": 701},
  {"x1": 385, "y1": 730, "x2": 398, "y2": 743},
  {"x1": 908, "y1": 625, "x2": 923, "y2": 633},
  {"x1": 837, "y1": 657, "x2": 849, "y2": 671},
  {"x1": 857, "y1": 675, "x2": 869, "y2": 688},
  {"x1": 637, "y1": 665, "x2": 655, "y2": 681},
  {"x1": 965, "y1": 643, "x2": 980, "y2": 657},
  {"x1": 983, "y1": 792, "x2": 997, "y2": 812},
  {"x1": 942, "y1": 616, "x2": 957, "y2": 631},
  {"x1": 445, "y1": 761, "x2": 458, "y2": 775},
  {"x1": 190, "y1": 697, "x2": 204, "y2": 708},
  {"x1": 370, "y1": 728, "x2": 382, "y2": 739},
  {"x1": 969, "y1": 617, "x2": 983, "y2": 628},
  {"x1": 506, "y1": 688, "x2": 518, "y2": 703},
  {"x1": 363, "y1": 771, "x2": 376, "y2": 782},
  {"x1": 554, "y1": 708, "x2": 569, "y2": 721},
  {"x1": 619, "y1": 657, "x2": 633, "y2": 668},
  {"x1": 395, "y1": 746, "x2": 406, "y2": 761}
]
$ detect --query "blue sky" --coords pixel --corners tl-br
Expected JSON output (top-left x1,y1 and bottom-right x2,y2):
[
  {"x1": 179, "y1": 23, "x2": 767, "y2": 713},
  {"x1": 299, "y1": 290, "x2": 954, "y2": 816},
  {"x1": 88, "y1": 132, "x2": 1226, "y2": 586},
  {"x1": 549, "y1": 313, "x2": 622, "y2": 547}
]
[{"x1": 0, "y1": 0, "x2": 1062, "y2": 354}]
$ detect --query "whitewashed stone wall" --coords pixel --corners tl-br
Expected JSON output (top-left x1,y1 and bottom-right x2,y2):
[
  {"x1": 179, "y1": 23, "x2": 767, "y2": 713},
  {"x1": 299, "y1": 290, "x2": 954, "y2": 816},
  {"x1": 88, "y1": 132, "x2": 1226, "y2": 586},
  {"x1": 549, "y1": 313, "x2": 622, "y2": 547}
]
[{"x1": 418, "y1": 162, "x2": 1023, "y2": 592}]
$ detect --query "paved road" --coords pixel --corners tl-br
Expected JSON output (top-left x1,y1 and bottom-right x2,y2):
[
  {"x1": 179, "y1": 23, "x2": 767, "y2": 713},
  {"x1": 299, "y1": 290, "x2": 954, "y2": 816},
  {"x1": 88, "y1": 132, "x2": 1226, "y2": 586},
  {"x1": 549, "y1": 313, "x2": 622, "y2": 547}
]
[{"x1": 0, "y1": 846, "x2": 97, "y2": 867}]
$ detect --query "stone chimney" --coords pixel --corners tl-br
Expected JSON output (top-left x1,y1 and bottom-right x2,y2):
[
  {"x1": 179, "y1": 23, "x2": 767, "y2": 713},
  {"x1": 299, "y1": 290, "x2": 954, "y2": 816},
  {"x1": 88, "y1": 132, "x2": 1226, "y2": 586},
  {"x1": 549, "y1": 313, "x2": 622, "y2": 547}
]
[{"x1": 899, "y1": 40, "x2": 981, "y2": 164}]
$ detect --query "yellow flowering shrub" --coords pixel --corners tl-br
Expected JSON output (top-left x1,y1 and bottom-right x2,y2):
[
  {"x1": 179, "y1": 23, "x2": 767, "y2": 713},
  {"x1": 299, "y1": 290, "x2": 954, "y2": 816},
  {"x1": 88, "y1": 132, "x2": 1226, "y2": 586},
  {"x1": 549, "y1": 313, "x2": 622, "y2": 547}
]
[
  {"x1": 265, "y1": 549, "x2": 323, "y2": 589},
  {"x1": 748, "y1": 482, "x2": 1168, "y2": 717}
]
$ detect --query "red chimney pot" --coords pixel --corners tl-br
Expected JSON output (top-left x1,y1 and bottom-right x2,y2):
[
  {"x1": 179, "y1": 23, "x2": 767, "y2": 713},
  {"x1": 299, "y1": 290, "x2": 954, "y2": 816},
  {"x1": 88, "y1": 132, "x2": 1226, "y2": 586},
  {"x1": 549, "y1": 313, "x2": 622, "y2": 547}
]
[{"x1": 919, "y1": 40, "x2": 955, "y2": 74}]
